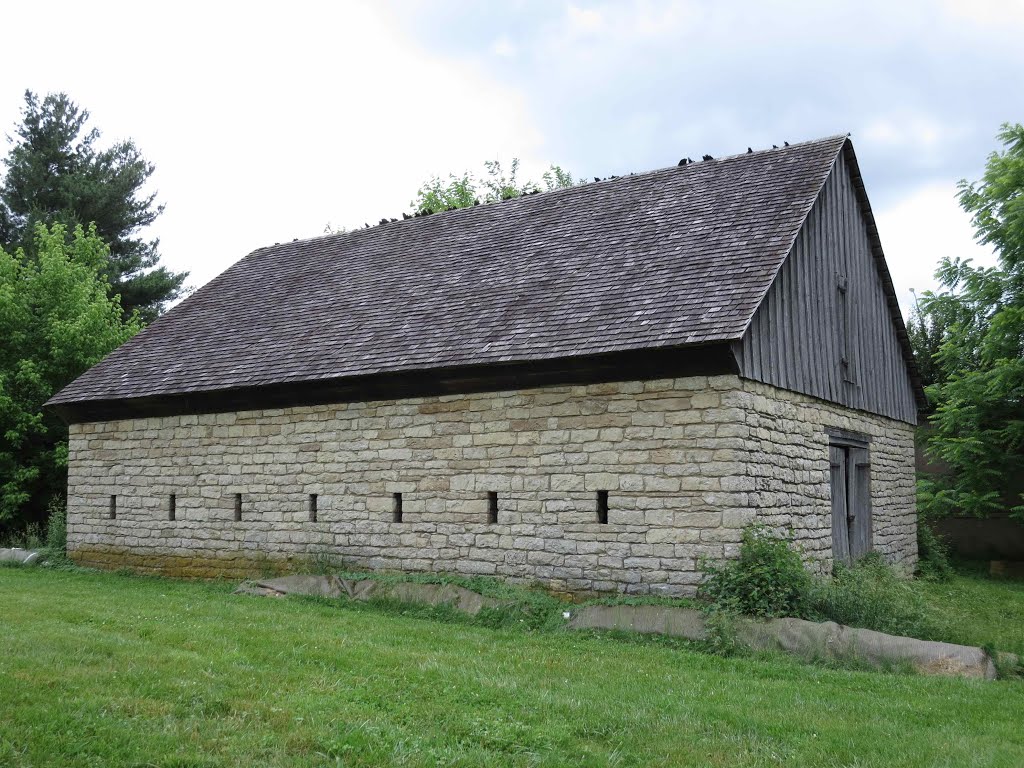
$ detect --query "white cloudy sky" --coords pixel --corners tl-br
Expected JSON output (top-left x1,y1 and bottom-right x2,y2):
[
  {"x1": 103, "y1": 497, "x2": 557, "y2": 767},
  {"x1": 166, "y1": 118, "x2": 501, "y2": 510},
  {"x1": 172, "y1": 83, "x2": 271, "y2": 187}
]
[{"x1": 1, "y1": 0, "x2": 1020, "y2": 316}]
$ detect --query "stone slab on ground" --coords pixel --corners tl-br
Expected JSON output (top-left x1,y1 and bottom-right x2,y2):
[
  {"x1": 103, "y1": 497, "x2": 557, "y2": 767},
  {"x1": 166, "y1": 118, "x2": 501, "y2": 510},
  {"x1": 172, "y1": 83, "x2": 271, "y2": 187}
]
[
  {"x1": 386, "y1": 582, "x2": 510, "y2": 615},
  {"x1": 567, "y1": 604, "x2": 998, "y2": 680},
  {"x1": 235, "y1": 575, "x2": 512, "y2": 616},
  {"x1": 734, "y1": 616, "x2": 997, "y2": 679},
  {"x1": 567, "y1": 604, "x2": 709, "y2": 641},
  {"x1": 0, "y1": 548, "x2": 40, "y2": 565}
]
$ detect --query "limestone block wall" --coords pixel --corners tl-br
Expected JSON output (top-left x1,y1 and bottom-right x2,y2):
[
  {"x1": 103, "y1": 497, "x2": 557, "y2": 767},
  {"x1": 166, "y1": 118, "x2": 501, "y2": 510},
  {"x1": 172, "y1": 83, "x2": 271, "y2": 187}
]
[{"x1": 65, "y1": 375, "x2": 916, "y2": 595}]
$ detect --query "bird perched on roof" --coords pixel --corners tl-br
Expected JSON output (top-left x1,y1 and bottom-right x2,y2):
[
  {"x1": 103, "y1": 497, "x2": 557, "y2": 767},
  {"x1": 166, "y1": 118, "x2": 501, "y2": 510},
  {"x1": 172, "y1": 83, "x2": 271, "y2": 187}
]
[
  {"x1": 677, "y1": 159, "x2": 687, "y2": 166},
  {"x1": 402, "y1": 212, "x2": 412, "y2": 220},
  {"x1": 747, "y1": 147, "x2": 753, "y2": 153},
  {"x1": 702, "y1": 154, "x2": 713, "y2": 161},
  {"x1": 773, "y1": 144, "x2": 779, "y2": 149},
  {"x1": 379, "y1": 218, "x2": 389, "y2": 225},
  {"x1": 784, "y1": 141, "x2": 790, "y2": 147}
]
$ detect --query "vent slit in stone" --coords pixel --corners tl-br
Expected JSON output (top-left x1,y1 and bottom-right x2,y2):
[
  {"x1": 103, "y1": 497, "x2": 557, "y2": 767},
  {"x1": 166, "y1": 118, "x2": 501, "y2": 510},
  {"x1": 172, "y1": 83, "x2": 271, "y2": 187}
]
[
  {"x1": 109, "y1": 495, "x2": 116, "y2": 520},
  {"x1": 234, "y1": 493, "x2": 242, "y2": 522},
  {"x1": 597, "y1": 490, "x2": 609, "y2": 524},
  {"x1": 487, "y1": 491, "x2": 498, "y2": 524},
  {"x1": 392, "y1": 492, "x2": 403, "y2": 523},
  {"x1": 309, "y1": 493, "x2": 318, "y2": 523},
  {"x1": 169, "y1": 493, "x2": 176, "y2": 522}
]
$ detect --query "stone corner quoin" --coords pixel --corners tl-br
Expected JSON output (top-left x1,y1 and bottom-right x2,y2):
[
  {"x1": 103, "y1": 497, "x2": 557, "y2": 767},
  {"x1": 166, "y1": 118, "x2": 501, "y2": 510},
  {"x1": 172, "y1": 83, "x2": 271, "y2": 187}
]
[{"x1": 66, "y1": 374, "x2": 917, "y2": 596}]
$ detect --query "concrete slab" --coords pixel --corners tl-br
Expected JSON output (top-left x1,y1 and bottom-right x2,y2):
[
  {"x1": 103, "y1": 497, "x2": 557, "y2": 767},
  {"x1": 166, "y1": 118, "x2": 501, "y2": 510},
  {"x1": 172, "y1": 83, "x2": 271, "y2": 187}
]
[
  {"x1": 0, "y1": 548, "x2": 40, "y2": 564},
  {"x1": 568, "y1": 605, "x2": 708, "y2": 641}
]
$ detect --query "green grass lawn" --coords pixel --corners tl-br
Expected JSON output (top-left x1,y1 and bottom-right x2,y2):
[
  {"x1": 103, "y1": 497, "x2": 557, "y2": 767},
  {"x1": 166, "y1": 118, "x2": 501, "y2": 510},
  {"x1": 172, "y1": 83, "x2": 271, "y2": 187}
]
[
  {"x1": 1, "y1": 566, "x2": 1022, "y2": 767},
  {"x1": 918, "y1": 562, "x2": 1024, "y2": 657}
]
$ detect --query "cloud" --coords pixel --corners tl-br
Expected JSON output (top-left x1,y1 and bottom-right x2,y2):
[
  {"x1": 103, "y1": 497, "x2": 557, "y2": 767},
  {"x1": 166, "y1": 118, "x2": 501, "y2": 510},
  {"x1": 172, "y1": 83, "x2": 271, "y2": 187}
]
[
  {"x1": 0, "y1": 1, "x2": 544, "y2": 291},
  {"x1": 874, "y1": 182, "x2": 997, "y2": 317},
  {"x1": 942, "y1": 0, "x2": 1024, "y2": 27},
  {"x1": 490, "y1": 37, "x2": 518, "y2": 58}
]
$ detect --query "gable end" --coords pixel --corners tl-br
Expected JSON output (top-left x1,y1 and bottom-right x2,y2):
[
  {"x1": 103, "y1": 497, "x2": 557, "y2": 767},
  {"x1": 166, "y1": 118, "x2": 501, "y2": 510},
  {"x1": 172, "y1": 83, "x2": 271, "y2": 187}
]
[{"x1": 733, "y1": 141, "x2": 922, "y2": 424}]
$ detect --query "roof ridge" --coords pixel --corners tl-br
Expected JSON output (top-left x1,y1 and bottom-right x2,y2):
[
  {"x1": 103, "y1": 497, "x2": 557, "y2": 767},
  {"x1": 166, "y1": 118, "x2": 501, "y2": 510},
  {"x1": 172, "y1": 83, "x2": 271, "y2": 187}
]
[{"x1": 286, "y1": 133, "x2": 853, "y2": 249}]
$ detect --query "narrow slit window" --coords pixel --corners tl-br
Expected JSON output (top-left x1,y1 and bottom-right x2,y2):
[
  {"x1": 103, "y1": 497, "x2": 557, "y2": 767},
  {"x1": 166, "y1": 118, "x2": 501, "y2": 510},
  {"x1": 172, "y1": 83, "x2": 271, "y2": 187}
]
[
  {"x1": 309, "y1": 493, "x2": 318, "y2": 523},
  {"x1": 392, "y1": 492, "x2": 403, "y2": 523},
  {"x1": 487, "y1": 491, "x2": 498, "y2": 524},
  {"x1": 109, "y1": 494, "x2": 117, "y2": 520},
  {"x1": 169, "y1": 493, "x2": 176, "y2": 522},
  {"x1": 234, "y1": 493, "x2": 242, "y2": 522},
  {"x1": 596, "y1": 490, "x2": 609, "y2": 524}
]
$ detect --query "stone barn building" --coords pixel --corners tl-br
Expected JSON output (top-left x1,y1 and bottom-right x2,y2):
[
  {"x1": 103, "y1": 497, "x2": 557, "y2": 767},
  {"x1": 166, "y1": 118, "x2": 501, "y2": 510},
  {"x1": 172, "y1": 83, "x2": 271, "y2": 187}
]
[{"x1": 48, "y1": 135, "x2": 924, "y2": 595}]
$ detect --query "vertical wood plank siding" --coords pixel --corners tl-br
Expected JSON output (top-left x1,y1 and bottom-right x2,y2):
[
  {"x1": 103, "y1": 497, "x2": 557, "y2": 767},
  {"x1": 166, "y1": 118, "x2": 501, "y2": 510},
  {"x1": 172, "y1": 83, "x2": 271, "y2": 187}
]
[{"x1": 735, "y1": 151, "x2": 918, "y2": 424}]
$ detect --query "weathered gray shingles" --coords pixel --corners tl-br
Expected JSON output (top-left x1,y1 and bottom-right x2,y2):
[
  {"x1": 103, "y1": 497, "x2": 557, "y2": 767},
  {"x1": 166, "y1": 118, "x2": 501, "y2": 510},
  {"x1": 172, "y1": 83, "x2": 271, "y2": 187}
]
[{"x1": 49, "y1": 136, "x2": 847, "y2": 405}]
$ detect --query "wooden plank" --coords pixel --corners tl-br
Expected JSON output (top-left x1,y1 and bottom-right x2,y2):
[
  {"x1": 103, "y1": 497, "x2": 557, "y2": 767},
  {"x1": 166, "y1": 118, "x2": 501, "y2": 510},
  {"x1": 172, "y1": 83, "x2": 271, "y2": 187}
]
[
  {"x1": 852, "y1": 447, "x2": 873, "y2": 559},
  {"x1": 830, "y1": 445, "x2": 850, "y2": 566},
  {"x1": 733, "y1": 151, "x2": 919, "y2": 424}
]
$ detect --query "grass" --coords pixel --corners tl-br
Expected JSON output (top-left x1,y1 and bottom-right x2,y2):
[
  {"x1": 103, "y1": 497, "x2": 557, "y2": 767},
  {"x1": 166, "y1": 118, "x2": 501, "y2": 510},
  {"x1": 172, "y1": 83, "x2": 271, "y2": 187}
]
[
  {"x1": 1, "y1": 567, "x2": 1023, "y2": 767},
  {"x1": 918, "y1": 561, "x2": 1024, "y2": 657}
]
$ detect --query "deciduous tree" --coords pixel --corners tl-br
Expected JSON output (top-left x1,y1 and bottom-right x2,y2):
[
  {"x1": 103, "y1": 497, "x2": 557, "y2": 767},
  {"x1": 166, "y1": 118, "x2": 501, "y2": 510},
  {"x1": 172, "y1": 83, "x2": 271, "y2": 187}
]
[
  {"x1": 412, "y1": 159, "x2": 580, "y2": 214},
  {"x1": 0, "y1": 223, "x2": 140, "y2": 533},
  {"x1": 917, "y1": 123, "x2": 1024, "y2": 519}
]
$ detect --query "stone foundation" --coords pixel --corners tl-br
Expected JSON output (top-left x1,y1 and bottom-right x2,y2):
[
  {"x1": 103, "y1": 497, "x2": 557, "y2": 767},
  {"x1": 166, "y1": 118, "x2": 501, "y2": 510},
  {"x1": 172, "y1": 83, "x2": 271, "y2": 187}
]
[{"x1": 66, "y1": 375, "x2": 916, "y2": 595}]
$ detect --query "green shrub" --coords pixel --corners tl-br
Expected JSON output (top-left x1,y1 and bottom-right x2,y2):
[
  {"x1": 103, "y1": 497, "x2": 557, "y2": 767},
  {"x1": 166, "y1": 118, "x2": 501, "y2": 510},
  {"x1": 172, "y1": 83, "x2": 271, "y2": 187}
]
[
  {"x1": 805, "y1": 553, "x2": 937, "y2": 639},
  {"x1": 698, "y1": 524, "x2": 811, "y2": 618},
  {"x1": 916, "y1": 516, "x2": 954, "y2": 582}
]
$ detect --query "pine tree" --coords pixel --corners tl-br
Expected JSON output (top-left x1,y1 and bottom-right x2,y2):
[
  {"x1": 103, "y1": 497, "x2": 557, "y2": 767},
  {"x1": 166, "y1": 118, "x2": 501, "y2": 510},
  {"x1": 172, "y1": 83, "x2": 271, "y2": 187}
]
[{"x1": 1, "y1": 91, "x2": 187, "y2": 322}]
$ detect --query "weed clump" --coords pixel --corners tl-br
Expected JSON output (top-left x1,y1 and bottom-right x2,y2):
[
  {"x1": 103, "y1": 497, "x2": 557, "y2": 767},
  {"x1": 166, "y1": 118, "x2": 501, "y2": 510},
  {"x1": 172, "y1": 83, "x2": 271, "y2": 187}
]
[{"x1": 698, "y1": 524, "x2": 811, "y2": 618}]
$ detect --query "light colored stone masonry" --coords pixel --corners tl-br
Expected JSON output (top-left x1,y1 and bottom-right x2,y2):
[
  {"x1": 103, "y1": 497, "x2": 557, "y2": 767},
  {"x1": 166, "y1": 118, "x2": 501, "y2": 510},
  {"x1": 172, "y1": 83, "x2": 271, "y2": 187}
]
[{"x1": 65, "y1": 375, "x2": 917, "y2": 595}]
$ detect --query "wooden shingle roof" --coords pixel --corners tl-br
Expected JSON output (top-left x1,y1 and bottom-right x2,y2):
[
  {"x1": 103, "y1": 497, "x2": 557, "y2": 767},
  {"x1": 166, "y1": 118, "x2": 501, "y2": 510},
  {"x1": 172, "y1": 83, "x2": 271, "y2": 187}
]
[{"x1": 50, "y1": 135, "x2": 853, "y2": 410}]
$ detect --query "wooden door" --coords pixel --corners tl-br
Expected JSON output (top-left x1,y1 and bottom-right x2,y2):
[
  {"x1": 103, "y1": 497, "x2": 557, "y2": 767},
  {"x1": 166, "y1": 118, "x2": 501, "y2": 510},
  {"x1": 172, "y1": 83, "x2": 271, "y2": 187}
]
[
  {"x1": 830, "y1": 442, "x2": 872, "y2": 566},
  {"x1": 830, "y1": 446, "x2": 851, "y2": 565},
  {"x1": 848, "y1": 447, "x2": 872, "y2": 560}
]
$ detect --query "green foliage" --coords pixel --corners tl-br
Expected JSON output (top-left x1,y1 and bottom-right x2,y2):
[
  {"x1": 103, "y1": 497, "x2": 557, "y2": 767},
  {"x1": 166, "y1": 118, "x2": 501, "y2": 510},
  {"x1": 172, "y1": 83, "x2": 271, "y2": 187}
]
[
  {"x1": 914, "y1": 124, "x2": 1024, "y2": 520},
  {"x1": 702, "y1": 609, "x2": 742, "y2": 657},
  {"x1": 914, "y1": 515, "x2": 954, "y2": 582},
  {"x1": 906, "y1": 292, "x2": 947, "y2": 391},
  {"x1": 413, "y1": 171, "x2": 478, "y2": 213},
  {"x1": 700, "y1": 527, "x2": 944, "y2": 640},
  {"x1": 804, "y1": 554, "x2": 937, "y2": 638},
  {"x1": 1, "y1": 91, "x2": 188, "y2": 322},
  {"x1": 698, "y1": 524, "x2": 812, "y2": 618},
  {"x1": 412, "y1": 158, "x2": 581, "y2": 214},
  {"x1": 43, "y1": 497, "x2": 67, "y2": 558},
  {"x1": 0, "y1": 223, "x2": 140, "y2": 533}
]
